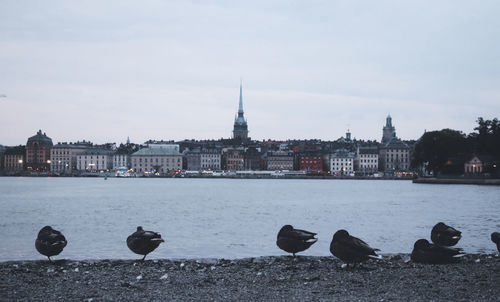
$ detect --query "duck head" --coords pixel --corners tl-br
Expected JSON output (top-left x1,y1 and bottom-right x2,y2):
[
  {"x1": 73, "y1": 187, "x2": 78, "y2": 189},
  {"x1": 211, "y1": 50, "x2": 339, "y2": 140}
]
[
  {"x1": 137, "y1": 226, "x2": 144, "y2": 232},
  {"x1": 414, "y1": 239, "x2": 431, "y2": 250},
  {"x1": 277, "y1": 225, "x2": 294, "y2": 237},
  {"x1": 332, "y1": 229, "x2": 349, "y2": 242}
]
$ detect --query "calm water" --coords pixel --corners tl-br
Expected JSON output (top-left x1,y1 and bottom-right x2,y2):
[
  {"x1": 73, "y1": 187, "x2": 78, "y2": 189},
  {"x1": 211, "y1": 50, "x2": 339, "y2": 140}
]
[{"x1": 0, "y1": 177, "x2": 499, "y2": 261}]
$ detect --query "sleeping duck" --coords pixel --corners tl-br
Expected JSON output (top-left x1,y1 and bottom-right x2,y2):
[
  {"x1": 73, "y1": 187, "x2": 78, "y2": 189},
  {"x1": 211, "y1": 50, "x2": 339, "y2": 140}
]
[
  {"x1": 329, "y1": 229, "x2": 381, "y2": 268},
  {"x1": 411, "y1": 239, "x2": 464, "y2": 264},
  {"x1": 35, "y1": 226, "x2": 67, "y2": 262},
  {"x1": 127, "y1": 226, "x2": 164, "y2": 260},
  {"x1": 276, "y1": 225, "x2": 318, "y2": 257},
  {"x1": 431, "y1": 222, "x2": 462, "y2": 247},
  {"x1": 491, "y1": 232, "x2": 500, "y2": 253}
]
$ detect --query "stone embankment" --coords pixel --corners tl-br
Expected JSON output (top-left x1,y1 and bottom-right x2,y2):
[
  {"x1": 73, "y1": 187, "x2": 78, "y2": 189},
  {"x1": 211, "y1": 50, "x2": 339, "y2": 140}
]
[{"x1": 1, "y1": 254, "x2": 499, "y2": 301}]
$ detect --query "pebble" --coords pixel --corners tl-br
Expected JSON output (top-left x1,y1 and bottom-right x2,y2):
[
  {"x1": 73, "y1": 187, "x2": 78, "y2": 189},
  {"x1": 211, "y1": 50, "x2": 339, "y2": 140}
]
[
  {"x1": 136, "y1": 274, "x2": 143, "y2": 280},
  {"x1": 160, "y1": 273, "x2": 169, "y2": 280}
]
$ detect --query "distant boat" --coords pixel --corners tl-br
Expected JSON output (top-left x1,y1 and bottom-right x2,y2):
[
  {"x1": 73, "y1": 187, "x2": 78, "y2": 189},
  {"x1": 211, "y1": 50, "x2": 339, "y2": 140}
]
[{"x1": 115, "y1": 167, "x2": 131, "y2": 177}]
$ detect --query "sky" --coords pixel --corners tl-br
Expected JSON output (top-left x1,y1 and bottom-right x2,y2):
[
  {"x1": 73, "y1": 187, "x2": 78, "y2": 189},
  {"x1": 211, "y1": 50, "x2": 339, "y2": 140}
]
[{"x1": 1, "y1": 0, "x2": 499, "y2": 145}]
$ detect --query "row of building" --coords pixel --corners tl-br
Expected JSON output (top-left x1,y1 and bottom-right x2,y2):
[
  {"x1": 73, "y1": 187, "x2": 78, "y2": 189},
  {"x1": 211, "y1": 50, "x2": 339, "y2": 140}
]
[
  {"x1": 0, "y1": 116, "x2": 413, "y2": 176},
  {"x1": 0, "y1": 83, "x2": 415, "y2": 176}
]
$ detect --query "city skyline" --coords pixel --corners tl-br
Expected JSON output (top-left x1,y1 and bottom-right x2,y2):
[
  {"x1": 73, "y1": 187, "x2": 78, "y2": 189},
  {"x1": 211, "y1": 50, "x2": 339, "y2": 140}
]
[{"x1": 1, "y1": 1, "x2": 499, "y2": 145}]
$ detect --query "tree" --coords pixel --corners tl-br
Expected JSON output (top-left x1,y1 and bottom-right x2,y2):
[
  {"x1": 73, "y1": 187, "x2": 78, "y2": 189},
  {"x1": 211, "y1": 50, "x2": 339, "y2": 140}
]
[{"x1": 411, "y1": 129, "x2": 470, "y2": 175}]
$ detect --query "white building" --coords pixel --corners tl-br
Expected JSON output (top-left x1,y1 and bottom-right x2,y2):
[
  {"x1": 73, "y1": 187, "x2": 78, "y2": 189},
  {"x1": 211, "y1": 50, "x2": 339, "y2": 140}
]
[
  {"x1": 131, "y1": 145, "x2": 183, "y2": 175},
  {"x1": 76, "y1": 149, "x2": 114, "y2": 172},
  {"x1": 355, "y1": 146, "x2": 379, "y2": 175},
  {"x1": 330, "y1": 149, "x2": 355, "y2": 175},
  {"x1": 200, "y1": 150, "x2": 221, "y2": 170},
  {"x1": 113, "y1": 153, "x2": 130, "y2": 170},
  {"x1": 50, "y1": 142, "x2": 91, "y2": 174}
]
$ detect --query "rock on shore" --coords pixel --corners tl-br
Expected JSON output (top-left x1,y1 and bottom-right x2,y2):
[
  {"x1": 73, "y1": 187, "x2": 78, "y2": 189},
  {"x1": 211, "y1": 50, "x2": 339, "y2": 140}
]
[{"x1": 1, "y1": 254, "x2": 499, "y2": 301}]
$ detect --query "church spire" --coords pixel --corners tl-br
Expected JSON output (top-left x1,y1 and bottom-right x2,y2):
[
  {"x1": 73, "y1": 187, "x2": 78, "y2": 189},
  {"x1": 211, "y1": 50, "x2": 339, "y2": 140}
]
[{"x1": 238, "y1": 80, "x2": 244, "y2": 116}]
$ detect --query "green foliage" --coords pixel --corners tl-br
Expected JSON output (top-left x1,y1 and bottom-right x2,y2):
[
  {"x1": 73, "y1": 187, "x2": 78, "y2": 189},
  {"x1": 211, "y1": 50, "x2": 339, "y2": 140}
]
[
  {"x1": 411, "y1": 129, "x2": 470, "y2": 175},
  {"x1": 412, "y1": 117, "x2": 499, "y2": 175}
]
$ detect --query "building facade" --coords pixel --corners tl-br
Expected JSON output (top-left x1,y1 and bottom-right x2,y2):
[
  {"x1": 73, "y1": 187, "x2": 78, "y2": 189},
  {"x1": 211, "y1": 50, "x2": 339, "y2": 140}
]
[
  {"x1": 50, "y1": 142, "x2": 91, "y2": 174},
  {"x1": 244, "y1": 147, "x2": 261, "y2": 170},
  {"x1": 76, "y1": 149, "x2": 114, "y2": 172},
  {"x1": 200, "y1": 150, "x2": 221, "y2": 170},
  {"x1": 113, "y1": 153, "x2": 130, "y2": 170},
  {"x1": 3, "y1": 146, "x2": 25, "y2": 172},
  {"x1": 266, "y1": 151, "x2": 294, "y2": 170},
  {"x1": 330, "y1": 149, "x2": 355, "y2": 175},
  {"x1": 233, "y1": 82, "x2": 249, "y2": 142},
  {"x1": 26, "y1": 130, "x2": 53, "y2": 172},
  {"x1": 298, "y1": 152, "x2": 323, "y2": 172},
  {"x1": 355, "y1": 146, "x2": 379, "y2": 175},
  {"x1": 379, "y1": 138, "x2": 410, "y2": 173},
  {"x1": 131, "y1": 145, "x2": 183, "y2": 175},
  {"x1": 224, "y1": 148, "x2": 245, "y2": 171}
]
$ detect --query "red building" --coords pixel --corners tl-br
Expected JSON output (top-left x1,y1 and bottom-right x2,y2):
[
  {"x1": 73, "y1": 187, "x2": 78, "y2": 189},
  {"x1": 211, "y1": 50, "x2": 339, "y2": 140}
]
[
  {"x1": 298, "y1": 153, "x2": 323, "y2": 172},
  {"x1": 26, "y1": 130, "x2": 53, "y2": 172}
]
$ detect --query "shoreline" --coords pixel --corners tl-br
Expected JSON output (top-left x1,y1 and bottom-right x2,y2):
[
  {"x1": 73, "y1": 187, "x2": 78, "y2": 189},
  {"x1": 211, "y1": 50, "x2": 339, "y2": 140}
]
[
  {"x1": 413, "y1": 178, "x2": 500, "y2": 186},
  {"x1": 2, "y1": 254, "x2": 499, "y2": 301}
]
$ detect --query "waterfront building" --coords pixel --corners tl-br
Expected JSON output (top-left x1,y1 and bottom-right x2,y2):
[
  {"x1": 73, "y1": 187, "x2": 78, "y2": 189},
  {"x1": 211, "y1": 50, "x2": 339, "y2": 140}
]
[
  {"x1": 330, "y1": 149, "x2": 355, "y2": 175},
  {"x1": 244, "y1": 147, "x2": 262, "y2": 170},
  {"x1": 464, "y1": 155, "x2": 499, "y2": 175},
  {"x1": 233, "y1": 82, "x2": 249, "y2": 143},
  {"x1": 185, "y1": 149, "x2": 201, "y2": 171},
  {"x1": 298, "y1": 152, "x2": 323, "y2": 172},
  {"x1": 3, "y1": 146, "x2": 25, "y2": 172},
  {"x1": 76, "y1": 149, "x2": 114, "y2": 172},
  {"x1": 113, "y1": 152, "x2": 130, "y2": 170},
  {"x1": 200, "y1": 149, "x2": 221, "y2": 170},
  {"x1": 26, "y1": 130, "x2": 53, "y2": 172},
  {"x1": 379, "y1": 138, "x2": 410, "y2": 173},
  {"x1": 266, "y1": 150, "x2": 294, "y2": 170},
  {"x1": 355, "y1": 146, "x2": 379, "y2": 175},
  {"x1": 223, "y1": 148, "x2": 245, "y2": 171},
  {"x1": 131, "y1": 145, "x2": 183, "y2": 175},
  {"x1": 50, "y1": 142, "x2": 92, "y2": 174},
  {"x1": 378, "y1": 115, "x2": 410, "y2": 174}
]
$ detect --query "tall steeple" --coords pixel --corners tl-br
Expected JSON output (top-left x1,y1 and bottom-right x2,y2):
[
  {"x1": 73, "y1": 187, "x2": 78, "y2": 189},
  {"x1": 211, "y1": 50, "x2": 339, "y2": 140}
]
[
  {"x1": 233, "y1": 80, "x2": 249, "y2": 142},
  {"x1": 238, "y1": 80, "x2": 244, "y2": 116},
  {"x1": 382, "y1": 114, "x2": 396, "y2": 144}
]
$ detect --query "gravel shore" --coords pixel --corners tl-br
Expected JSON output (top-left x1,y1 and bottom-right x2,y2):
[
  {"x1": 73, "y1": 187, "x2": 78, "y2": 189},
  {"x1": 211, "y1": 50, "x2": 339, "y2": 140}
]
[{"x1": 1, "y1": 254, "x2": 499, "y2": 301}]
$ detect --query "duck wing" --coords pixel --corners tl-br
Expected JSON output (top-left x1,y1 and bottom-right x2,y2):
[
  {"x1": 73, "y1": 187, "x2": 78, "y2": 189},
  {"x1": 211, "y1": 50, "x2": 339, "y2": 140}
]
[
  {"x1": 346, "y1": 236, "x2": 379, "y2": 255},
  {"x1": 291, "y1": 228, "x2": 317, "y2": 240}
]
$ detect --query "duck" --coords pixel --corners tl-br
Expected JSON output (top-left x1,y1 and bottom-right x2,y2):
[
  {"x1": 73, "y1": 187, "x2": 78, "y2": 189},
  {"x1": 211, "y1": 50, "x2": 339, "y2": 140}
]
[
  {"x1": 431, "y1": 222, "x2": 462, "y2": 247},
  {"x1": 126, "y1": 226, "x2": 164, "y2": 260},
  {"x1": 491, "y1": 232, "x2": 500, "y2": 253},
  {"x1": 35, "y1": 226, "x2": 67, "y2": 262},
  {"x1": 329, "y1": 229, "x2": 381, "y2": 268},
  {"x1": 411, "y1": 239, "x2": 464, "y2": 264},
  {"x1": 276, "y1": 225, "x2": 318, "y2": 257}
]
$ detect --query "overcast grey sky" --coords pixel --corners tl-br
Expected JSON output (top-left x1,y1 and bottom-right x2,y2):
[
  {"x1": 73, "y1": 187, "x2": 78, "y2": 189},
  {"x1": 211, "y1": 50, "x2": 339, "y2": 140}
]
[{"x1": 1, "y1": 0, "x2": 499, "y2": 145}]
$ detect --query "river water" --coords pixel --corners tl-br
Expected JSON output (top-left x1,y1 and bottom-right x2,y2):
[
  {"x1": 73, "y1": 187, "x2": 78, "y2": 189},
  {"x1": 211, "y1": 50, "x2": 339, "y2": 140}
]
[{"x1": 0, "y1": 177, "x2": 498, "y2": 261}]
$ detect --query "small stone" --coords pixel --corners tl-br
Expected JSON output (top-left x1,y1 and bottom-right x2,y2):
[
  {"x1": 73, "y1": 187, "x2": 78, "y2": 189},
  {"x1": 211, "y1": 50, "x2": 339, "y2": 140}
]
[
  {"x1": 47, "y1": 268, "x2": 54, "y2": 273},
  {"x1": 475, "y1": 259, "x2": 481, "y2": 263},
  {"x1": 13, "y1": 264, "x2": 19, "y2": 268},
  {"x1": 257, "y1": 272, "x2": 262, "y2": 276},
  {"x1": 74, "y1": 268, "x2": 79, "y2": 272},
  {"x1": 136, "y1": 274, "x2": 143, "y2": 280},
  {"x1": 211, "y1": 266, "x2": 216, "y2": 271},
  {"x1": 160, "y1": 273, "x2": 168, "y2": 280},
  {"x1": 180, "y1": 262, "x2": 185, "y2": 268}
]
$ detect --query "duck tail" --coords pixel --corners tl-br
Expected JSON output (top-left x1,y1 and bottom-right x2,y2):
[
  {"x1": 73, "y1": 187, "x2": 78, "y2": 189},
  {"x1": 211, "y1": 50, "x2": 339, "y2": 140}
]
[{"x1": 368, "y1": 254, "x2": 383, "y2": 260}]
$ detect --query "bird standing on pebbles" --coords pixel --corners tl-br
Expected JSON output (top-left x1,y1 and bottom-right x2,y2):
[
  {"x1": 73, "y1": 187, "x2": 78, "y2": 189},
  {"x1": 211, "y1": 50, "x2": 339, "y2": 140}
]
[
  {"x1": 491, "y1": 232, "x2": 500, "y2": 253},
  {"x1": 431, "y1": 222, "x2": 462, "y2": 247},
  {"x1": 127, "y1": 226, "x2": 164, "y2": 261},
  {"x1": 35, "y1": 226, "x2": 67, "y2": 262},
  {"x1": 411, "y1": 239, "x2": 464, "y2": 264},
  {"x1": 276, "y1": 225, "x2": 318, "y2": 257},
  {"x1": 329, "y1": 229, "x2": 381, "y2": 268}
]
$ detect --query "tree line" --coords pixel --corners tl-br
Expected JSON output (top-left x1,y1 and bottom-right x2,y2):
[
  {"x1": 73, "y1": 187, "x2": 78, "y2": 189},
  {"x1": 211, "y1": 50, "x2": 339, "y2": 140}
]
[{"x1": 411, "y1": 118, "x2": 500, "y2": 176}]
